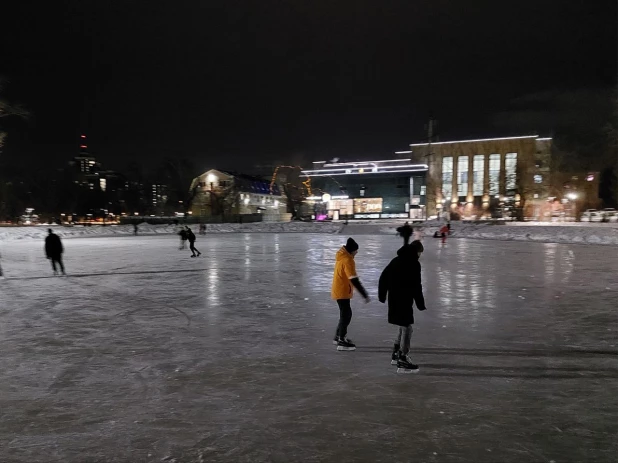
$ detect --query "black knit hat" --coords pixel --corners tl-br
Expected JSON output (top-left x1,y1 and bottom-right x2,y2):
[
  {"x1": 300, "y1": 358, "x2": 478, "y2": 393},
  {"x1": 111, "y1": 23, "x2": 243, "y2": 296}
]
[
  {"x1": 411, "y1": 240, "x2": 424, "y2": 253},
  {"x1": 345, "y1": 237, "x2": 359, "y2": 253}
]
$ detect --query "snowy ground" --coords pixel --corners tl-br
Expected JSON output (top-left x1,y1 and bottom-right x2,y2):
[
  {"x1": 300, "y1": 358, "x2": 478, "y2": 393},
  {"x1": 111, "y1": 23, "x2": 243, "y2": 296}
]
[{"x1": 0, "y1": 234, "x2": 617, "y2": 463}]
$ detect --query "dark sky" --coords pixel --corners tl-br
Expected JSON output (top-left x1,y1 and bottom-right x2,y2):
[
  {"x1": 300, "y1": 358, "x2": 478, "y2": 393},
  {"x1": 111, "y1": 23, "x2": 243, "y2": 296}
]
[{"x1": 1, "y1": 0, "x2": 616, "y2": 173}]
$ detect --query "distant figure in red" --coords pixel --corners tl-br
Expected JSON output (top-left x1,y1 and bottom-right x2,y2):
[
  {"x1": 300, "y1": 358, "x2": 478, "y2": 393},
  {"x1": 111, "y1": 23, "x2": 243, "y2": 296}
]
[{"x1": 440, "y1": 224, "x2": 449, "y2": 244}]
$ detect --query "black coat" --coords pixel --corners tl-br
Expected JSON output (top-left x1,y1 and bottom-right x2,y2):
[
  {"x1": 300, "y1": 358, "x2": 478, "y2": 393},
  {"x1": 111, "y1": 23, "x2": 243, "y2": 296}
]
[
  {"x1": 378, "y1": 245, "x2": 426, "y2": 326},
  {"x1": 45, "y1": 233, "x2": 63, "y2": 258}
]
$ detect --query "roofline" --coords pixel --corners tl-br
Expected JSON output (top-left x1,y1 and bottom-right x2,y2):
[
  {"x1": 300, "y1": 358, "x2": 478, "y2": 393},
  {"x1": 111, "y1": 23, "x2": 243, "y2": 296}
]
[{"x1": 408, "y1": 135, "x2": 552, "y2": 147}]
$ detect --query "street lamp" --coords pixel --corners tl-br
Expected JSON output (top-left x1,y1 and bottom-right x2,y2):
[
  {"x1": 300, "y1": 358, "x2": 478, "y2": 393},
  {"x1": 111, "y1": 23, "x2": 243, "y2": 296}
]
[{"x1": 567, "y1": 192, "x2": 577, "y2": 201}]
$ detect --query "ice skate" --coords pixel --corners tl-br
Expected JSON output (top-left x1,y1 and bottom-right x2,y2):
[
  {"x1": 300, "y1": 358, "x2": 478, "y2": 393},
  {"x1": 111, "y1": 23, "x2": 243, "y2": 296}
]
[
  {"x1": 391, "y1": 349, "x2": 400, "y2": 366},
  {"x1": 336, "y1": 338, "x2": 356, "y2": 351},
  {"x1": 333, "y1": 336, "x2": 339, "y2": 345},
  {"x1": 396, "y1": 355, "x2": 419, "y2": 374}
]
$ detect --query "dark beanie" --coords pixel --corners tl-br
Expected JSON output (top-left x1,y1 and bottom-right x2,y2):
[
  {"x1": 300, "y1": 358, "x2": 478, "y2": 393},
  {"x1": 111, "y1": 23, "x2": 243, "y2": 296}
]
[
  {"x1": 411, "y1": 240, "x2": 424, "y2": 253},
  {"x1": 345, "y1": 237, "x2": 359, "y2": 253}
]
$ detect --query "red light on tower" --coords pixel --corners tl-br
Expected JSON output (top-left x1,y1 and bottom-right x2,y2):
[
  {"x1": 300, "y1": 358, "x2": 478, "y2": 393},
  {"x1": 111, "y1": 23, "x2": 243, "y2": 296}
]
[
  {"x1": 81, "y1": 134, "x2": 86, "y2": 139},
  {"x1": 80, "y1": 145, "x2": 87, "y2": 149}
]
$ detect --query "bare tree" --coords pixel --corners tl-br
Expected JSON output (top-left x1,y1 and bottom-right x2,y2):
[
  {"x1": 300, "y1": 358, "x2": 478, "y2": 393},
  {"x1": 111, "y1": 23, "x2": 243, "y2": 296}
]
[
  {"x1": 0, "y1": 78, "x2": 29, "y2": 149},
  {"x1": 270, "y1": 166, "x2": 311, "y2": 219},
  {"x1": 208, "y1": 181, "x2": 239, "y2": 219}
]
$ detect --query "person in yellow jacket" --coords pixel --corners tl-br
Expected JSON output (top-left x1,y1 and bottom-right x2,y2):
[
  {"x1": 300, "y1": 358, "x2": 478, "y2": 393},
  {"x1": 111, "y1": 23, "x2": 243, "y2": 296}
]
[{"x1": 331, "y1": 238, "x2": 370, "y2": 351}]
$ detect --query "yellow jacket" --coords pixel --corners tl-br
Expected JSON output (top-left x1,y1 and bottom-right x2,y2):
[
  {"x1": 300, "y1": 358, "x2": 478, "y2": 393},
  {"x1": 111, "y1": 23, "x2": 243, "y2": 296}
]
[{"x1": 331, "y1": 247, "x2": 358, "y2": 300}]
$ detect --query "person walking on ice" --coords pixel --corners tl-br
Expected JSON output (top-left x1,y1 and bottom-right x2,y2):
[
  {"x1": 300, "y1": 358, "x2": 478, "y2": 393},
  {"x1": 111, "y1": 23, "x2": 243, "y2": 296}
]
[
  {"x1": 178, "y1": 227, "x2": 188, "y2": 249},
  {"x1": 331, "y1": 237, "x2": 370, "y2": 351},
  {"x1": 378, "y1": 240, "x2": 427, "y2": 373},
  {"x1": 396, "y1": 221, "x2": 413, "y2": 246},
  {"x1": 45, "y1": 229, "x2": 66, "y2": 275},
  {"x1": 186, "y1": 226, "x2": 201, "y2": 258}
]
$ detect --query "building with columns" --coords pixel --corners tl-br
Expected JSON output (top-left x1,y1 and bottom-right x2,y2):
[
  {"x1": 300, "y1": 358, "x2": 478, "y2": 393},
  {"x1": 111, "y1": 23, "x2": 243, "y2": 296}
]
[{"x1": 404, "y1": 135, "x2": 553, "y2": 219}]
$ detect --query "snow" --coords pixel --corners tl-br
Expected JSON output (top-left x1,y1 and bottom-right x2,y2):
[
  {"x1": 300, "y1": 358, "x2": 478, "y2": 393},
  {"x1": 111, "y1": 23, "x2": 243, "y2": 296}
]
[
  {"x1": 1, "y1": 234, "x2": 617, "y2": 462},
  {"x1": 0, "y1": 222, "x2": 343, "y2": 242},
  {"x1": 2, "y1": 221, "x2": 618, "y2": 247},
  {"x1": 345, "y1": 222, "x2": 618, "y2": 246}
]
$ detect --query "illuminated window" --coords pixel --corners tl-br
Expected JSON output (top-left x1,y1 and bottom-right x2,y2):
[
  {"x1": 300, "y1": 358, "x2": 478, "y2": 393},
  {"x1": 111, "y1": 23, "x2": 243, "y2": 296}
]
[
  {"x1": 457, "y1": 156, "x2": 469, "y2": 196},
  {"x1": 473, "y1": 155, "x2": 484, "y2": 196},
  {"x1": 489, "y1": 154, "x2": 500, "y2": 195},
  {"x1": 505, "y1": 153, "x2": 517, "y2": 191},
  {"x1": 442, "y1": 157, "x2": 453, "y2": 200}
]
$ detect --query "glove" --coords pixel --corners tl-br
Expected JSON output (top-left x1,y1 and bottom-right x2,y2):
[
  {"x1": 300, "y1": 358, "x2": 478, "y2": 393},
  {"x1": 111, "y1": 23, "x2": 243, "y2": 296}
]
[
  {"x1": 418, "y1": 306, "x2": 427, "y2": 311},
  {"x1": 379, "y1": 298, "x2": 386, "y2": 304},
  {"x1": 364, "y1": 296, "x2": 371, "y2": 304}
]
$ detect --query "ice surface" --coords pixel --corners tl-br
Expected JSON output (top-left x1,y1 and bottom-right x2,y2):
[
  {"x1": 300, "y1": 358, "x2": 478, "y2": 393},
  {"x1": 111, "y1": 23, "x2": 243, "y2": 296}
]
[{"x1": 0, "y1": 234, "x2": 617, "y2": 463}]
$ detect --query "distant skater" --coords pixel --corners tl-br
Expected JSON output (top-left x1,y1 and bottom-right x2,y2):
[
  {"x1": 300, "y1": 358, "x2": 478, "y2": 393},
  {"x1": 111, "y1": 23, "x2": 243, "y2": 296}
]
[
  {"x1": 178, "y1": 227, "x2": 188, "y2": 249},
  {"x1": 45, "y1": 229, "x2": 65, "y2": 275},
  {"x1": 133, "y1": 223, "x2": 139, "y2": 236},
  {"x1": 331, "y1": 238, "x2": 370, "y2": 351},
  {"x1": 440, "y1": 224, "x2": 449, "y2": 244},
  {"x1": 396, "y1": 222, "x2": 413, "y2": 246},
  {"x1": 0, "y1": 250, "x2": 4, "y2": 279},
  {"x1": 186, "y1": 226, "x2": 201, "y2": 258},
  {"x1": 378, "y1": 240, "x2": 427, "y2": 373}
]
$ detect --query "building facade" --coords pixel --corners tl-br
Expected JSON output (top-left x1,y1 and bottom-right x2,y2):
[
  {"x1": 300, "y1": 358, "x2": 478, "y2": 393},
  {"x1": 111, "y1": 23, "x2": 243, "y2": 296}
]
[
  {"x1": 190, "y1": 169, "x2": 287, "y2": 219},
  {"x1": 301, "y1": 159, "x2": 428, "y2": 220},
  {"x1": 404, "y1": 135, "x2": 553, "y2": 219}
]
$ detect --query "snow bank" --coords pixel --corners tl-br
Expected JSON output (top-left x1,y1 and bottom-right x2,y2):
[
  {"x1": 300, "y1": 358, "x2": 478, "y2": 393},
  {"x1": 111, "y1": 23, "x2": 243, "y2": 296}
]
[
  {"x1": 0, "y1": 222, "x2": 344, "y2": 241},
  {"x1": 345, "y1": 222, "x2": 618, "y2": 246},
  {"x1": 2, "y1": 222, "x2": 617, "y2": 246}
]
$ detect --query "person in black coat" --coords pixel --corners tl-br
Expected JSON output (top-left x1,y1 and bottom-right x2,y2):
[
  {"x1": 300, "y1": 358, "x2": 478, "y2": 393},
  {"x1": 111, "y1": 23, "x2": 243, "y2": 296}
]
[
  {"x1": 378, "y1": 240, "x2": 427, "y2": 373},
  {"x1": 185, "y1": 226, "x2": 201, "y2": 258},
  {"x1": 45, "y1": 229, "x2": 65, "y2": 275}
]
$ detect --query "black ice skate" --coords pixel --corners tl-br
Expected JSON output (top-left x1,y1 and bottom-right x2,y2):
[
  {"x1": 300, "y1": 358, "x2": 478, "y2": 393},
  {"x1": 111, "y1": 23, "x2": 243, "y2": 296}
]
[
  {"x1": 396, "y1": 355, "x2": 419, "y2": 374},
  {"x1": 391, "y1": 350, "x2": 400, "y2": 365},
  {"x1": 333, "y1": 336, "x2": 340, "y2": 345},
  {"x1": 337, "y1": 338, "x2": 356, "y2": 351}
]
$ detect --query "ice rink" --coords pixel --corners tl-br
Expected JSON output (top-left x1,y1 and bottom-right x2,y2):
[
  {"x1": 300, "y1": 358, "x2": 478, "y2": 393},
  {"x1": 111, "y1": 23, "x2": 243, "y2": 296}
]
[{"x1": 1, "y1": 234, "x2": 617, "y2": 463}]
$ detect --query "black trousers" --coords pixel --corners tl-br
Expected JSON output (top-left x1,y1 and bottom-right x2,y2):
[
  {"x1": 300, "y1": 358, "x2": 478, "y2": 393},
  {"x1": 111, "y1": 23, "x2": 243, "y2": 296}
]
[
  {"x1": 189, "y1": 242, "x2": 200, "y2": 255},
  {"x1": 335, "y1": 299, "x2": 353, "y2": 340},
  {"x1": 50, "y1": 256, "x2": 65, "y2": 273}
]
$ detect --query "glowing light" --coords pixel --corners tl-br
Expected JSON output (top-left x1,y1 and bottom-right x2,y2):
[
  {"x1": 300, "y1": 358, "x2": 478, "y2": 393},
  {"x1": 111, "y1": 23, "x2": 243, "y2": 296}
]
[
  {"x1": 244, "y1": 197, "x2": 250, "y2": 205},
  {"x1": 306, "y1": 196, "x2": 321, "y2": 200},
  {"x1": 331, "y1": 195, "x2": 349, "y2": 199},
  {"x1": 80, "y1": 145, "x2": 88, "y2": 149},
  {"x1": 567, "y1": 193, "x2": 577, "y2": 201},
  {"x1": 303, "y1": 168, "x2": 428, "y2": 177},
  {"x1": 409, "y1": 135, "x2": 539, "y2": 147},
  {"x1": 536, "y1": 137, "x2": 552, "y2": 141},
  {"x1": 302, "y1": 164, "x2": 428, "y2": 177},
  {"x1": 80, "y1": 135, "x2": 86, "y2": 139},
  {"x1": 323, "y1": 159, "x2": 412, "y2": 167},
  {"x1": 322, "y1": 193, "x2": 331, "y2": 202},
  {"x1": 395, "y1": 151, "x2": 412, "y2": 154}
]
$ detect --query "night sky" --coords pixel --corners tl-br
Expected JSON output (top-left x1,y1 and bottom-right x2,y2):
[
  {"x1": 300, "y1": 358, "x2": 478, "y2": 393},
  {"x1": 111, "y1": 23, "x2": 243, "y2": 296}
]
[{"x1": 1, "y1": 0, "x2": 616, "y2": 173}]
